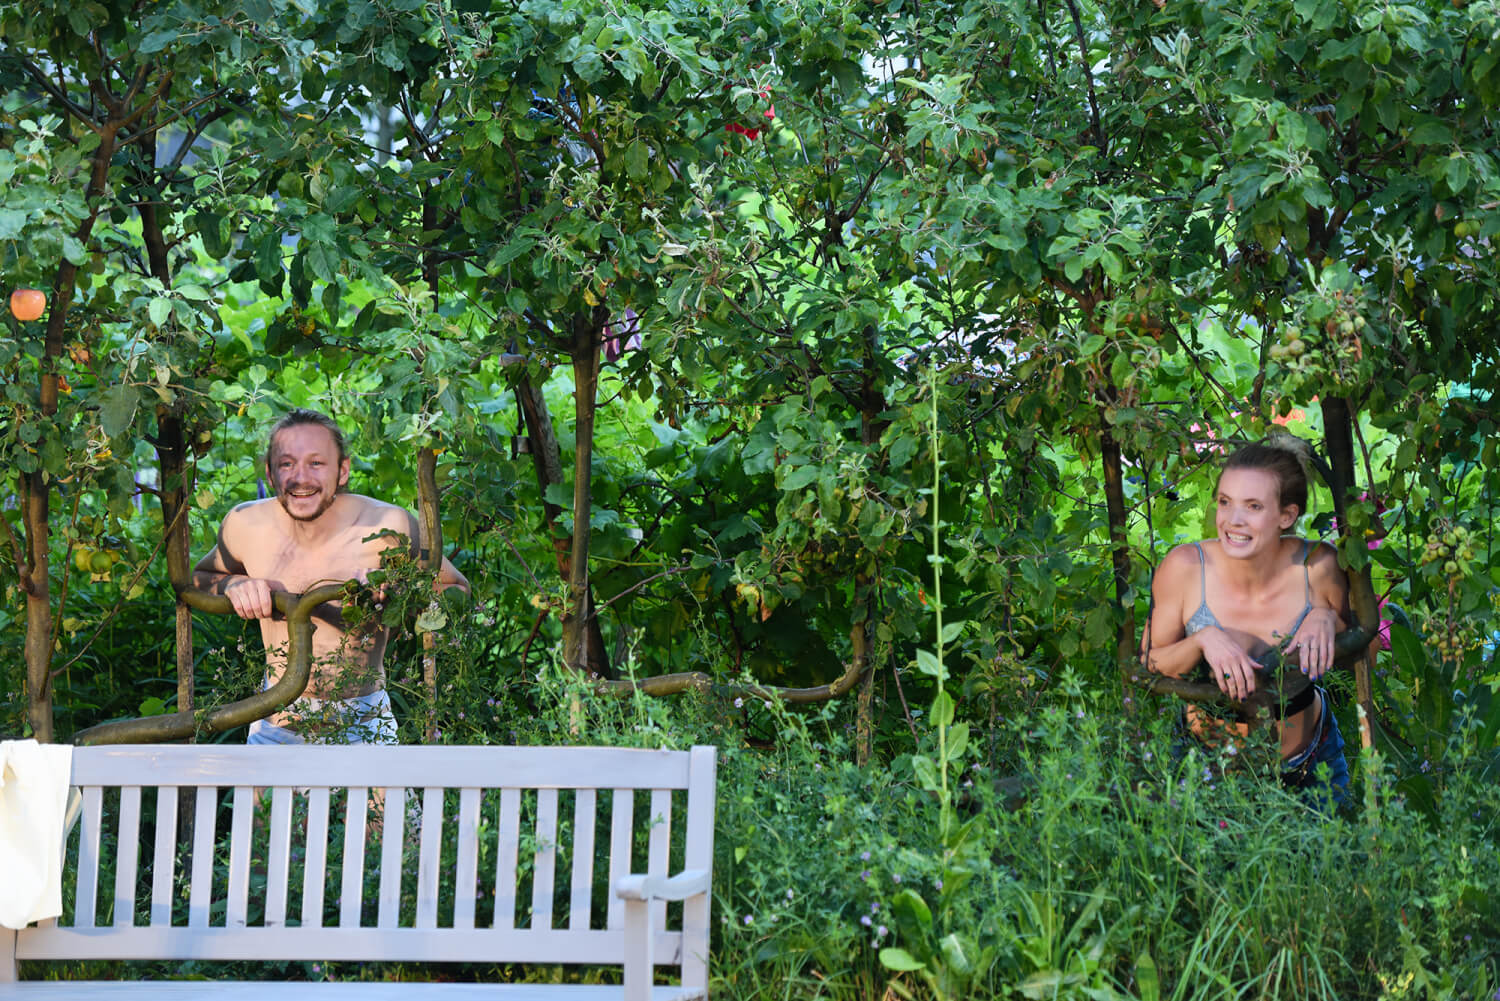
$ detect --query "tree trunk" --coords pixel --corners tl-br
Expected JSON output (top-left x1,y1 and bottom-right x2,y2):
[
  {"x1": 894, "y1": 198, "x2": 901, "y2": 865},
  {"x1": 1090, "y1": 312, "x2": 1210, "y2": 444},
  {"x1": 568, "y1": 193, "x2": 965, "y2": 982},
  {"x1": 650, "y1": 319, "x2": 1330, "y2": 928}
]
[
  {"x1": 417, "y1": 446, "x2": 442, "y2": 741},
  {"x1": 139, "y1": 128, "x2": 196, "y2": 731},
  {"x1": 22, "y1": 472, "x2": 53, "y2": 742},
  {"x1": 1320, "y1": 395, "x2": 1379, "y2": 752},
  {"x1": 154, "y1": 412, "x2": 196, "y2": 727},
  {"x1": 562, "y1": 311, "x2": 605, "y2": 673},
  {"x1": 515, "y1": 369, "x2": 613, "y2": 678},
  {"x1": 22, "y1": 122, "x2": 121, "y2": 741},
  {"x1": 1098, "y1": 413, "x2": 1137, "y2": 677}
]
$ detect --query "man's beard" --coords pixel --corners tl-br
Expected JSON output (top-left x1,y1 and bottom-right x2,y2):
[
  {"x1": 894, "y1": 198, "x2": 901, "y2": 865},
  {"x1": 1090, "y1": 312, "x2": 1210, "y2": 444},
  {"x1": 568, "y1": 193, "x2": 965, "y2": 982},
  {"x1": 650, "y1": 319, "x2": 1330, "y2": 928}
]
[{"x1": 274, "y1": 480, "x2": 340, "y2": 522}]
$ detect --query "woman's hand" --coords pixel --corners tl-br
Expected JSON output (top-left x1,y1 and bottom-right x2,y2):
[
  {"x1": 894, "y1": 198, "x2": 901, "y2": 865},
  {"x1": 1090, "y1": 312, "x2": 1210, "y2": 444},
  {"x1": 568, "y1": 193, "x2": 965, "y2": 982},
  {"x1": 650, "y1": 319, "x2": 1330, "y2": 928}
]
[
  {"x1": 1197, "y1": 626, "x2": 1262, "y2": 701},
  {"x1": 1284, "y1": 607, "x2": 1339, "y2": 680}
]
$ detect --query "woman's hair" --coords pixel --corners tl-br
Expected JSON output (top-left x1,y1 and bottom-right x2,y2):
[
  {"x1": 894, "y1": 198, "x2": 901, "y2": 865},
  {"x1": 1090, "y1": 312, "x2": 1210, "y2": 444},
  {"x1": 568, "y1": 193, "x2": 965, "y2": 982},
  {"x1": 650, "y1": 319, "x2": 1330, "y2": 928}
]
[{"x1": 1218, "y1": 437, "x2": 1310, "y2": 517}]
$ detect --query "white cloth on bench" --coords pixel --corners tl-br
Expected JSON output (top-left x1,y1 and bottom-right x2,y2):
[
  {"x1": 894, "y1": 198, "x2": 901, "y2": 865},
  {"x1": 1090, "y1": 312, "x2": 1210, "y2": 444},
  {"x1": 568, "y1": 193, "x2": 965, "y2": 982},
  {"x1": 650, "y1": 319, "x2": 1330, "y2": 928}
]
[{"x1": 0, "y1": 738, "x2": 74, "y2": 929}]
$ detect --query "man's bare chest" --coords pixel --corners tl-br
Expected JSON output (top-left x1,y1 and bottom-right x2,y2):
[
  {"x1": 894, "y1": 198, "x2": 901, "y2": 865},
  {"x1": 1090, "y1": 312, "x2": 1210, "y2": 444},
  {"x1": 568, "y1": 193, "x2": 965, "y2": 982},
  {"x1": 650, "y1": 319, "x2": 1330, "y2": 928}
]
[{"x1": 240, "y1": 530, "x2": 387, "y2": 593}]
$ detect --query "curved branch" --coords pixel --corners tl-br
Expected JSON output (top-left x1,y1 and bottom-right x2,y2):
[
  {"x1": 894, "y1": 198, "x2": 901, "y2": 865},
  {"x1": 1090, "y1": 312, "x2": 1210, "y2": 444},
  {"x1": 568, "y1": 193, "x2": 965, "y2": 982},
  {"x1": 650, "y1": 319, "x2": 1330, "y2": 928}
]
[
  {"x1": 72, "y1": 584, "x2": 346, "y2": 745},
  {"x1": 593, "y1": 652, "x2": 868, "y2": 705},
  {"x1": 1127, "y1": 625, "x2": 1373, "y2": 713}
]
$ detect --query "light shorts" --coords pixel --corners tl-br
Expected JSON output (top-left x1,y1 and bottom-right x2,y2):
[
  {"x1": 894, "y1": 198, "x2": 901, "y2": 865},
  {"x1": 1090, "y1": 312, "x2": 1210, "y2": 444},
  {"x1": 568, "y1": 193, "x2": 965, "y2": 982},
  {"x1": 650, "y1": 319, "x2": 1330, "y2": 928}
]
[{"x1": 246, "y1": 687, "x2": 398, "y2": 746}]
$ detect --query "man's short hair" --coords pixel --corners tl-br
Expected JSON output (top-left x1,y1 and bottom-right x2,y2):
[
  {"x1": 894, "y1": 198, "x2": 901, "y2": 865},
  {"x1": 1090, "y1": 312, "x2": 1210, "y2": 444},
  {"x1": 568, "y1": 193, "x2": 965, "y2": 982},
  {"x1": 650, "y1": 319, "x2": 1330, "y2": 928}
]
[{"x1": 266, "y1": 408, "x2": 349, "y2": 467}]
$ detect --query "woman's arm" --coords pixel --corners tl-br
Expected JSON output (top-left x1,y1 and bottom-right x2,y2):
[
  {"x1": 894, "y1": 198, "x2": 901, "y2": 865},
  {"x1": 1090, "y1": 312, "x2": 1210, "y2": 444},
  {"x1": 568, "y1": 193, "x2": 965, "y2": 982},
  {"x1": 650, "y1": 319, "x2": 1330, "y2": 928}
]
[
  {"x1": 1141, "y1": 544, "x2": 1262, "y2": 700},
  {"x1": 1283, "y1": 541, "x2": 1348, "y2": 680}
]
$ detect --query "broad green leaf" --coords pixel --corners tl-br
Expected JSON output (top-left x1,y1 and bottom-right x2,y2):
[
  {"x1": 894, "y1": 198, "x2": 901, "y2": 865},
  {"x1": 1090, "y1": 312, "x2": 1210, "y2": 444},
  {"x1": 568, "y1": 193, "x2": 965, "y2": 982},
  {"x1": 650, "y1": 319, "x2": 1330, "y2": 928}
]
[
  {"x1": 878, "y1": 948, "x2": 926, "y2": 973},
  {"x1": 99, "y1": 385, "x2": 138, "y2": 438}
]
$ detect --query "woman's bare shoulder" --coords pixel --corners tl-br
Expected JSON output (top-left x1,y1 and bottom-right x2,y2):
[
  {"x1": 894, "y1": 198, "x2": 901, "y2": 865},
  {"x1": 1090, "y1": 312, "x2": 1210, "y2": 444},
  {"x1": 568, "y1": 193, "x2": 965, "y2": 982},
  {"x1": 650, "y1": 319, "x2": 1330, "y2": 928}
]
[
  {"x1": 1302, "y1": 539, "x2": 1348, "y2": 586},
  {"x1": 1152, "y1": 542, "x2": 1205, "y2": 589}
]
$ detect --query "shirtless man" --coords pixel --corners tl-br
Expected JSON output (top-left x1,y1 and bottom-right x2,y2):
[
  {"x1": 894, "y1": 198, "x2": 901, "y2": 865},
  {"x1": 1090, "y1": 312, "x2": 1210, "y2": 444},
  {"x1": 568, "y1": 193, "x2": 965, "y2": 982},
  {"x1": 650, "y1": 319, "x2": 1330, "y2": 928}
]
[{"x1": 193, "y1": 408, "x2": 469, "y2": 744}]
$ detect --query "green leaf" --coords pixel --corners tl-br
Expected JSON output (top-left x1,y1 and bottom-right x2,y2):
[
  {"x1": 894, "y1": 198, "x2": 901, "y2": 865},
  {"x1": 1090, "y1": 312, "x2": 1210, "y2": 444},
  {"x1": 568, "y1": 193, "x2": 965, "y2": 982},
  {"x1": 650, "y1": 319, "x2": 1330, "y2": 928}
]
[
  {"x1": 946, "y1": 722, "x2": 969, "y2": 761},
  {"x1": 1388, "y1": 622, "x2": 1424, "y2": 675},
  {"x1": 414, "y1": 605, "x2": 448, "y2": 634},
  {"x1": 148, "y1": 297, "x2": 171, "y2": 327},
  {"x1": 939, "y1": 620, "x2": 966, "y2": 644},
  {"x1": 878, "y1": 947, "x2": 927, "y2": 973},
  {"x1": 99, "y1": 385, "x2": 138, "y2": 438},
  {"x1": 915, "y1": 648, "x2": 943, "y2": 678},
  {"x1": 890, "y1": 889, "x2": 935, "y2": 944},
  {"x1": 624, "y1": 140, "x2": 648, "y2": 181},
  {"x1": 912, "y1": 753, "x2": 940, "y2": 792},
  {"x1": 931, "y1": 689, "x2": 955, "y2": 728},
  {"x1": 1135, "y1": 952, "x2": 1160, "y2": 1001}
]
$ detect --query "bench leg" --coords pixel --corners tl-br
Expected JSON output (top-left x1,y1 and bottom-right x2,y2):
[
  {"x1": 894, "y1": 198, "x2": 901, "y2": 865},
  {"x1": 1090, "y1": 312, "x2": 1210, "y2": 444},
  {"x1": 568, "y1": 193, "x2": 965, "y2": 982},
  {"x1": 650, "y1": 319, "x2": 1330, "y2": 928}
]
[
  {"x1": 2, "y1": 928, "x2": 16, "y2": 982},
  {"x1": 622, "y1": 897, "x2": 653, "y2": 1001}
]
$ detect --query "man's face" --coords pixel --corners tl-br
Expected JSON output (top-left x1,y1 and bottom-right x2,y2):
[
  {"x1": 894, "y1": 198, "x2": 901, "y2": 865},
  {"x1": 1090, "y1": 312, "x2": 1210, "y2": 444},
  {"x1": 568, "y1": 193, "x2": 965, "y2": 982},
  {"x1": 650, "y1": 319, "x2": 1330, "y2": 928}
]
[{"x1": 267, "y1": 424, "x2": 350, "y2": 523}]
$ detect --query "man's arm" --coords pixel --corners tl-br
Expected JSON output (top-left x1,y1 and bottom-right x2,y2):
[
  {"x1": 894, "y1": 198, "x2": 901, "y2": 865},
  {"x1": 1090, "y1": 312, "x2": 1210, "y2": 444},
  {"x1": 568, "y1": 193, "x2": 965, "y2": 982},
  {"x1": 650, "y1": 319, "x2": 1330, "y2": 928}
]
[
  {"x1": 401, "y1": 508, "x2": 470, "y2": 594},
  {"x1": 193, "y1": 509, "x2": 276, "y2": 618},
  {"x1": 437, "y1": 555, "x2": 470, "y2": 595}
]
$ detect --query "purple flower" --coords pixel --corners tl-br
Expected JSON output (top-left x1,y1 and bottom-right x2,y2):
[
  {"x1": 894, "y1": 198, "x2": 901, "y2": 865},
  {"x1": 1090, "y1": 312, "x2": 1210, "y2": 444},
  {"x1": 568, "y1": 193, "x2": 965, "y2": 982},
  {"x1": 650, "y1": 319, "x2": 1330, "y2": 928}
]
[
  {"x1": 877, "y1": 925, "x2": 888, "y2": 937},
  {"x1": 860, "y1": 850, "x2": 871, "y2": 861},
  {"x1": 870, "y1": 902, "x2": 879, "y2": 913},
  {"x1": 861, "y1": 915, "x2": 872, "y2": 927},
  {"x1": 860, "y1": 870, "x2": 871, "y2": 881},
  {"x1": 743, "y1": 914, "x2": 753, "y2": 925},
  {"x1": 934, "y1": 879, "x2": 943, "y2": 890},
  {"x1": 892, "y1": 874, "x2": 902, "y2": 883}
]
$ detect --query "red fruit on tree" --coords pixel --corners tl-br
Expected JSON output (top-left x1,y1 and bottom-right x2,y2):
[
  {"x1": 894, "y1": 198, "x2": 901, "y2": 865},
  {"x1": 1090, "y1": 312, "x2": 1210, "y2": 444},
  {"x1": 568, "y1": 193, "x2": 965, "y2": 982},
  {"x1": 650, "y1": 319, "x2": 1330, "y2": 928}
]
[{"x1": 10, "y1": 288, "x2": 46, "y2": 322}]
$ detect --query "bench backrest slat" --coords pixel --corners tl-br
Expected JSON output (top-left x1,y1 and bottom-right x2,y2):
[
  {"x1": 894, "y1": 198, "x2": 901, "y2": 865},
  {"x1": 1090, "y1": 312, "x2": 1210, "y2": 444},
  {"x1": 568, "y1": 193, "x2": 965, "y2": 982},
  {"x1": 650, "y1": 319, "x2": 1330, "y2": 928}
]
[
  {"x1": 113, "y1": 786, "x2": 141, "y2": 927},
  {"x1": 569, "y1": 788, "x2": 597, "y2": 930},
  {"x1": 226, "y1": 785, "x2": 254, "y2": 927},
  {"x1": 494, "y1": 785, "x2": 522, "y2": 930},
  {"x1": 376, "y1": 786, "x2": 406, "y2": 928},
  {"x1": 532, "y1": 788, "x2": 559, "y2": 930},
  {"x1": 188, "y1": 786, "x2": 216, "y2": 927},
  {"x1": 75, "y1": 786, "x2": 103, "y2": 928},
  {"x1": 20, "y1": 744, "x2": 715, "y2": 976},
  {"x1": 453, "y1": 787, "x2": 481, "y2": 930},
  {"x1": 266, "y1": 786, "x2": 294, "y2": 927},
  {"x1": 648, "y1": 788, "x2": 672, "y2": 932},
  {"x1": 149, "y1": 786, "x2": 177, "y2": 926},
  {"x1": 302, "y1": 787, "x2": 331, "y2": 928},
  {"x1": 415, "y1": 785, "x2": 444, "y2": 929},
  {"x1": 338, "y1": 788, "x2": 367, "y2": 927},
  {"x1": 607, "y1": 788, "x2": 633, "y2": 930}
]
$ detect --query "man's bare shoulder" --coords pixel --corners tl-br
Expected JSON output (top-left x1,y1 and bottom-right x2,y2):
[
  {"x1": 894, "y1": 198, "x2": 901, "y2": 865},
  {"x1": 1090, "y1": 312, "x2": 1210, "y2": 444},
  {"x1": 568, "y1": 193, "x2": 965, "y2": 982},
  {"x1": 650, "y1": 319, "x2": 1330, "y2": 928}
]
[
  {"x1": 221, "y1": 498, "x2": 282, "y2": 531},
  {"x1": 341, "y1": 494, "x2": 416, "y2": 525}
]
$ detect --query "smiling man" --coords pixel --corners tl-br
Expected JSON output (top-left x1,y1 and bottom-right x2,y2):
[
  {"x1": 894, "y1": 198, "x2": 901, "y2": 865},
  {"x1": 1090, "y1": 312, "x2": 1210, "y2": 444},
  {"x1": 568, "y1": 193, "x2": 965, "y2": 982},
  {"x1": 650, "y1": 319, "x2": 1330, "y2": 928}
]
[{"x1": 193, "y1": 408, "x2": 469, "y2": 744}]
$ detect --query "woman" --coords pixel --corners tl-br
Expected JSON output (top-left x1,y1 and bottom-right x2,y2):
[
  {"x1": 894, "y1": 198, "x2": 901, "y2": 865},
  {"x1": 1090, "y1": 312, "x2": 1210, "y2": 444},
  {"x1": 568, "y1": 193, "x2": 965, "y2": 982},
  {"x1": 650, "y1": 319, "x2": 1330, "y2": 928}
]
[{"x1": 1142, "y1": 440, "x2": 1351, "y2": 806}]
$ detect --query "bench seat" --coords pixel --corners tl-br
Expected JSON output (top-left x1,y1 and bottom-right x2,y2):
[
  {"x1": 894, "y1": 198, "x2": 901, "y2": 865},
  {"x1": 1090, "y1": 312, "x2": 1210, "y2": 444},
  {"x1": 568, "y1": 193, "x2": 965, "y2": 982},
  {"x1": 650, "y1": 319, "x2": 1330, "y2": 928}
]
[{"x1": 1, "y1": 984, "x2": 702, "y2": 1000}]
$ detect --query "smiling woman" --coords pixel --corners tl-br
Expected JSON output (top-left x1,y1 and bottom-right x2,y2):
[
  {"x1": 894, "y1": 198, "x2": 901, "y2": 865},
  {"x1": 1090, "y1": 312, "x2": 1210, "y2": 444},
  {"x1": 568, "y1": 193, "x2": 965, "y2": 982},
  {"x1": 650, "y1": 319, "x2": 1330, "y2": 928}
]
[{"x1": 1141, "y1": 439, "x2": 1352, "y2": 809}]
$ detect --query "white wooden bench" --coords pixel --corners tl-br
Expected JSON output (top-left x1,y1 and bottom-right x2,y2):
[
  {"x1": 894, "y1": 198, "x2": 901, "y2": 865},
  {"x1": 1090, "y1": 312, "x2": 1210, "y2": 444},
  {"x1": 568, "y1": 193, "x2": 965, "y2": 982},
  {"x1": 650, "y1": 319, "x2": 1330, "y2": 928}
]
[{"x1": 1, "y1": 744, "x2": 716, "y2": 1000}]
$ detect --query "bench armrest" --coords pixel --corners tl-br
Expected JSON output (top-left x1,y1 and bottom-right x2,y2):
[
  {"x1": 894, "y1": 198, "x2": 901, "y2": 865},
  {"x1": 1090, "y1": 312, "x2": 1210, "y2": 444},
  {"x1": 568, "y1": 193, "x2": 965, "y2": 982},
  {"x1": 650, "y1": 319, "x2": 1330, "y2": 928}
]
[{"x1": 614, "y1": 869, "x2": 710, "y2": 902}]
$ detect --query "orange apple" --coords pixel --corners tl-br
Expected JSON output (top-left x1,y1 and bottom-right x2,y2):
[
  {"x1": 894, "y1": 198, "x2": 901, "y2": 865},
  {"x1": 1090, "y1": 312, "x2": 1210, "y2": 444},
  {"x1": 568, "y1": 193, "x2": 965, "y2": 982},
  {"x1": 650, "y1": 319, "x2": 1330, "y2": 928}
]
[{"x1": 10, "y1": 288, "x2": 46, "y2": 322}]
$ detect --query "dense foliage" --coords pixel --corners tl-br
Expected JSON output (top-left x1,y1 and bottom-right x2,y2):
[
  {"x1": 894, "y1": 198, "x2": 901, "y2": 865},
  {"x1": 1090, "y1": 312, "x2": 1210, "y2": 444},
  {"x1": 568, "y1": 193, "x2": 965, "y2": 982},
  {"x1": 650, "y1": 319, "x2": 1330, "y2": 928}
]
[{"x1": 3, "y1": 0, "x2": 1499, "y2": 995}]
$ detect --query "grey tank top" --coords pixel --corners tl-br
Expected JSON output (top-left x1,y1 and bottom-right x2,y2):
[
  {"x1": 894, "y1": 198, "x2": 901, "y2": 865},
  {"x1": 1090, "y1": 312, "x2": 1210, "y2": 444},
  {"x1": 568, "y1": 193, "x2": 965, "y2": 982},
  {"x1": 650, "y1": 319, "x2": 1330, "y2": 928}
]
[{"x1": 1184, "y1": 539, "x2": 1313, "y2": 639}]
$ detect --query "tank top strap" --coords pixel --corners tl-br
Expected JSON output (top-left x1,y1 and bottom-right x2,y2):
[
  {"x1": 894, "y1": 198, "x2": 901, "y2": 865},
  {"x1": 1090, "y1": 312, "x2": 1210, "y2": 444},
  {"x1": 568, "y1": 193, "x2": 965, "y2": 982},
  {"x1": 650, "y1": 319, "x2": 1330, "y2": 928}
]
[{"x1": 1193, "y1": 541, "x2": 1208, "y2": 603}]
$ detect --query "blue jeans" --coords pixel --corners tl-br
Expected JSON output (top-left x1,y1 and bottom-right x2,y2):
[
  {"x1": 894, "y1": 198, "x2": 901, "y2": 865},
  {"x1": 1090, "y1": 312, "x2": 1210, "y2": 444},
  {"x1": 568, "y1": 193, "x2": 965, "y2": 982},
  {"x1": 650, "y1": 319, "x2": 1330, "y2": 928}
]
[{"x1": 1280, "y1": 690, "x2": 1350, "y2": 812}]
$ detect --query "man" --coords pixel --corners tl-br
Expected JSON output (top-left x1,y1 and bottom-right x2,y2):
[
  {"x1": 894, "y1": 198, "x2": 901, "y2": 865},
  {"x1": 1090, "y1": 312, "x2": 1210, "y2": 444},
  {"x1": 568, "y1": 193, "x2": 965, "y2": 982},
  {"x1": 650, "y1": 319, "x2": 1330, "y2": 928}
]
[{"x1": 193, "y1": 408, "x2": 469, "y2": 744}]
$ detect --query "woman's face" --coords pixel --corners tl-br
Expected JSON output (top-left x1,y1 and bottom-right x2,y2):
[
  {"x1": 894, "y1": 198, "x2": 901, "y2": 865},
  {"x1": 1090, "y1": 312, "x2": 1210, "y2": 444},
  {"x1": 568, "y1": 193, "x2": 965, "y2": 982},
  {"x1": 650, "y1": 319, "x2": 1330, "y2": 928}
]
[{"x1": 1215, "y1": 467, "x2": 1298, "y2": 557}]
